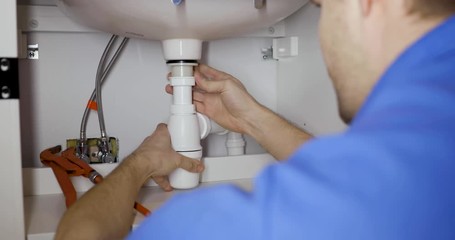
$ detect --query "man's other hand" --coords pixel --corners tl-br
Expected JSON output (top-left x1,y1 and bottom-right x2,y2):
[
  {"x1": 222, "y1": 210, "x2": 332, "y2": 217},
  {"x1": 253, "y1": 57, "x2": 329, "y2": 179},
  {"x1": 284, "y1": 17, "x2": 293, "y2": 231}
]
[
  {"x1": 166, "y1": 64, "x2": 262, "y2": 134},
  {"x1": 129, "y1": 123, "x2": 205, "y2": 191}
]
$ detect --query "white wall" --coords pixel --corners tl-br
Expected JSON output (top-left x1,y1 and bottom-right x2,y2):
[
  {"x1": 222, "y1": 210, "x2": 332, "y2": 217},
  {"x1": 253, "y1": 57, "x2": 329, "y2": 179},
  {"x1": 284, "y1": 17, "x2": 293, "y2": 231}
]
[
  {"x1": 278, "y1": 4, "x2": 347, "y2": 135},
  {"x1": 201, "y1": 38, "x2": 278, "y2": 157},
  {"x1": 20, "y1": 33, "x2": 276, "y2": 167}
]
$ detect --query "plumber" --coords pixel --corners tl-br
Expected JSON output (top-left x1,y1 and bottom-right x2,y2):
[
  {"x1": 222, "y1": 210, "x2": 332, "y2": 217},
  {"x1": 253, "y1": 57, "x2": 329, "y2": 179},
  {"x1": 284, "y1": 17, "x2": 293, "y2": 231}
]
[{"x1": 56, "y1": 0, "x2": 455, "y2": 239}]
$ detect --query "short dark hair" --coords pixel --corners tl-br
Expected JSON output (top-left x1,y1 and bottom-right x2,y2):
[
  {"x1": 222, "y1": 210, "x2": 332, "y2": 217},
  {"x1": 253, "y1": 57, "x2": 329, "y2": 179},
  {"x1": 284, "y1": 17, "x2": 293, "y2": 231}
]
[{"x1": 410, "y1": 0, "x2": 455, "y2": 17}]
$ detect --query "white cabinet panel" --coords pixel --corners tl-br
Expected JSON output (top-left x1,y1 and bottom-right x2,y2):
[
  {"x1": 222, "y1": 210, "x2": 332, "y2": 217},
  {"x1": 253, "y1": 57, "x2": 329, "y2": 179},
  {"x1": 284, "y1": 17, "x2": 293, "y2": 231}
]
[
  {"x1": 0, "y1": 101, "x2": 25, "y2": 239},
  {"x1": 0, "y1": 1, "x2": 24, "y2": 239},
  {"x1": 0, "y1": 0, "x2": 18, "y2": 57}
]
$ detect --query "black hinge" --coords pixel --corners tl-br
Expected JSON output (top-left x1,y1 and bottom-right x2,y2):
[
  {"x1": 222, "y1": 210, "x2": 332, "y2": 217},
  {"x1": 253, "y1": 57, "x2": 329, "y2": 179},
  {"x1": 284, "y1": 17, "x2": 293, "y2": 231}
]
[{"x1": 0, "y1": 58, "x2": 19, "y2": 100}]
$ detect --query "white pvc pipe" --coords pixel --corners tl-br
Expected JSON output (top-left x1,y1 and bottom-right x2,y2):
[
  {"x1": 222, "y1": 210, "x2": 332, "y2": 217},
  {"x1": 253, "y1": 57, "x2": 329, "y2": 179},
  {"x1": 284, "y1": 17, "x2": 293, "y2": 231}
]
[
  {"x1": 226, "y1": 132, "x2": 246, "y2": 156},
  {"x1": 162, "y1": 39, "x2": 202, "y2": 61},
  {"x1": 171, "y1": 65, "x2": 194, "y2": 77},
  {"x1": 168, "y1": 63, "x2": 202, "y2": 189},
  {"x1": 198, "y1": 113, "x2": 229, "y2": 139},
  {"x1": 169, "y1": 150, "x2": 202, "y2": 189},
  {"x1": 173, "y1": 86, "x2": 192, "y2": 105}
]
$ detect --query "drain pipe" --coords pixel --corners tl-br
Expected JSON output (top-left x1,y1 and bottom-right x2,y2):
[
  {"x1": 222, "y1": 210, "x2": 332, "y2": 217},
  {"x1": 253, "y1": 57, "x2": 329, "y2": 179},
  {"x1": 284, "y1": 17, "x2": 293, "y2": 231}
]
[
  {"x1": 162, "y1": 39, "x2": 246, "y2": 188},
  {"x1": 164, "y1": 39, "x2": 203, "y2": 189},
  {"x1": 167, "y1": 61, "x2": 202, "y2": 189},
  {"x1": 198, "y1": 114, "x2": 229, "y2": 139},
  {"x1": 226, "y1": 132, "x2": 246, "y2": 156},
  {"x1": 198, "y1": 115, "x2": 245, "y2": 156}
]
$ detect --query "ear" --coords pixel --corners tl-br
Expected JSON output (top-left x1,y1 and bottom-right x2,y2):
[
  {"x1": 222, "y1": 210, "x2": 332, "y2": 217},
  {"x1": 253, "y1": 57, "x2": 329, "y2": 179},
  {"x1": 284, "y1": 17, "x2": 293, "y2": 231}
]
[{"x1": 360, "y1": 0, "x2": 373, "y2": 16}]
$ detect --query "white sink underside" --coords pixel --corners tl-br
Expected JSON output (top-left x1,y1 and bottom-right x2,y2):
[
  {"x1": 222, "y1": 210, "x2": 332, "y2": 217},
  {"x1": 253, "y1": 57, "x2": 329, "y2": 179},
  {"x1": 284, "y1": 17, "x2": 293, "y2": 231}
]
[{"x1": 57, "y1": 0, "x2": 308, "y2": 40}]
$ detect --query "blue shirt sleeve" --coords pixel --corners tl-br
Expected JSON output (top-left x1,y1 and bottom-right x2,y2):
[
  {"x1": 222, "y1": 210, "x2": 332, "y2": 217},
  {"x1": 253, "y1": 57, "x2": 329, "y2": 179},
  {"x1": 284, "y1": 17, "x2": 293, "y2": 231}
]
[
  {"x1": 127, "y1": 184, "x2": 263, "y2": 240},
  {"x1": 128, "y1": 134, "x2": 455, "y2": 240}
]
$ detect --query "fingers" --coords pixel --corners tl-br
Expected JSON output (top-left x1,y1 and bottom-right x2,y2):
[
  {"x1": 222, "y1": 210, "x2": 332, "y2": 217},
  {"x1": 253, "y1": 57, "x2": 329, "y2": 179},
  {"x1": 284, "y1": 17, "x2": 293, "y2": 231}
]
[
  {"x1": 178, "y1": 154, "x2": 204, "y2": 173},
  {"x1": 153, "y1": 123, "x2": 171, "y2": 139},
  {"x1": 168, "y1": 65, "x2": 228, "y2": 94},
  {"x1": 168, "y1": 65, "x2": 230, "y2": 94},
  {"x1": 153, "y1": 176, "x2": 173, "y2": 192},
  {"x1": 193, "y1": 91, "x2": 205, "y2": 102},
  {"x1": 197, "y1": 64, "x2": 226, "y2": 79},
  {"x1": 194, "y1": 101, "x2": 206, "y2": 115},
  {"x1": 195, "y1": 71, "x2": 226, "y2": 93},
  {"x1": 165, "y1": 84, "x2": 173, "y2": 94},
  {"x1": 155, "y1": 123, "x2": 168, "y2": 131}
]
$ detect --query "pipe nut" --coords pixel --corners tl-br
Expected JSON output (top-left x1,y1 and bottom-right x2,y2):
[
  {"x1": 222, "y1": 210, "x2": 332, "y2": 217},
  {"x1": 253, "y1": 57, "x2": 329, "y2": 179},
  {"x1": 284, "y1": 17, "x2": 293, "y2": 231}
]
[
  {"x1": 171, "y1": 104, "x2": 196, "y2": 114},
  {"x1": 170, "y1": 77, "x2": 195, "y2": 86}
]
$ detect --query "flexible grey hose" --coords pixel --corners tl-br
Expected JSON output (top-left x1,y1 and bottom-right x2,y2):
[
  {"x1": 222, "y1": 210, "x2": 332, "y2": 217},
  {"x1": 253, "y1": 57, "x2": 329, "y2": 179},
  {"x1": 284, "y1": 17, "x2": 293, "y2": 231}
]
[
  {"x1": 96, "y1": 37, "x2": 129, "y2": 139},
  {"x1": 79, "y1": 35, "x2": 117, "y2": 141},
  {"x1": 79, "y1": 36, "x2": 129, "y2": 141}
]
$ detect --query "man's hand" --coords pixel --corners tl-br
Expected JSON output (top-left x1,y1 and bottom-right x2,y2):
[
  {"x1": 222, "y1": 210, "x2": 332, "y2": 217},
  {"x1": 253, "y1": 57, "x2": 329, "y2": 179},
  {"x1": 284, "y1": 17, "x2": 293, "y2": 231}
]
[
  {"x1": 167, "y1": 64, "x2": 312, "y2": 160},
  {"x1": 129, "y1": 123, "x2": 204, "y2": 191},
  {"x1": 166, "y1": 64, "x2": 263, "y2": 134},
  {"x1": 56, "y1": 124, "x2": 204, "y2": 240}
]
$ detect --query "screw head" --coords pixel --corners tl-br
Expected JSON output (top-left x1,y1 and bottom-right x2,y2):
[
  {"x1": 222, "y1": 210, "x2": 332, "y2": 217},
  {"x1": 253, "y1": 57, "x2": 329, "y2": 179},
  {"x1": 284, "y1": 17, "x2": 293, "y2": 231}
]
[
  {"x1": 29, "y1": 19, "x2": 39, "y2": 29},
  {"x1": 1, "y1": 59, "x2": 10, "y2": 72},
  {"x1": 268, "y1": 27, "x2": 276, "y2": 34},
  {"x1": 1, "y1": 86, "x2": 11, "y2": 99}
]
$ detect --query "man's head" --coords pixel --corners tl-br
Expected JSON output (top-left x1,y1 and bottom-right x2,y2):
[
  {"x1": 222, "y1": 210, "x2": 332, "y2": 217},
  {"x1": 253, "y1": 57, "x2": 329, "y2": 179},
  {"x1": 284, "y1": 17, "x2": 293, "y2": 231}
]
[{"x1": 311, "y1": 0, "x2": 455, "y2": 123}]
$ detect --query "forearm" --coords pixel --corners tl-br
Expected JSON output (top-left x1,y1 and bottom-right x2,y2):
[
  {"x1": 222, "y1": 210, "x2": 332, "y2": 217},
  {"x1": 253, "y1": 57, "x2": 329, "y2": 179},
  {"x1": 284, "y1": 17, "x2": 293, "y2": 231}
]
[
  {"x1": 244, "y1": 105, "x2": 312, "y2": 160},
  {"x1": 55, "y1": 155, "x2": 148, "y2": 240}
]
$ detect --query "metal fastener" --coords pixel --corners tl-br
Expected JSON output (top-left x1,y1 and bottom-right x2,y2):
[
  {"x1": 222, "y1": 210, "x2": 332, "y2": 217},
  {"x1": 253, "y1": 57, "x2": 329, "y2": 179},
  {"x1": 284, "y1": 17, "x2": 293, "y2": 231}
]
[
  {"x1": 268, "y1": 27, "x2": 276, "y2": 35},
  {"x1": 1, "y1": 86, "x2": 11, "y2": 99},
  {"x1": 29, "y1": 19, "x2": 39, "y2": 29},
  {"x1": 0, "y1": 59, "x2": 10, "y2": 72},
  {"x1": 27, "y1": 44, "x2": 39, "y2": 60}
]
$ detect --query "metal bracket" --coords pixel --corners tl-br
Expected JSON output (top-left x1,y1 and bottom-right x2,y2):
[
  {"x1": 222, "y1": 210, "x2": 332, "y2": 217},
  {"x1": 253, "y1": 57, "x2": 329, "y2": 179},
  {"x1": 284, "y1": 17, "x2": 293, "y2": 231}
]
[
  {"x1": 17, "y1": 33, "x2": 40, "y2": 60},
  {"x1": 262, "y1": 37, "x2": 299, "y2": 61},
  {"x1": 272, "y1": 37, "x2": 299, "y2": 60},
  {"x1": 27, "y1": 44, "x2": 39, "y2": 60},
  {"x1": 0, "y1": 58, "x2": 19, "y2": 100},
  {"x1": 261, "y1": 47, "x2": 275, "y2": 61}
]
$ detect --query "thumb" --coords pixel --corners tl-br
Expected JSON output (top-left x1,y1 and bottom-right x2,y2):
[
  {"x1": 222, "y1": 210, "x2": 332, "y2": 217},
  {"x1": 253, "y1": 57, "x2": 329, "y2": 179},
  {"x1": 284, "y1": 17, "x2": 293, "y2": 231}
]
[{"x1": 177, "y1": 153, "x2": 204, "y2": 173}]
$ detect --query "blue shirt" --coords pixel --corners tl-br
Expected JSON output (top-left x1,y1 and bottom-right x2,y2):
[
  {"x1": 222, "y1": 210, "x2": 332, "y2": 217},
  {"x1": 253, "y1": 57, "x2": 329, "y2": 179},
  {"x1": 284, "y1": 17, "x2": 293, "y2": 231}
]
[{"x1": 129, "y1": 16, "x2": 455, "y2": 240}]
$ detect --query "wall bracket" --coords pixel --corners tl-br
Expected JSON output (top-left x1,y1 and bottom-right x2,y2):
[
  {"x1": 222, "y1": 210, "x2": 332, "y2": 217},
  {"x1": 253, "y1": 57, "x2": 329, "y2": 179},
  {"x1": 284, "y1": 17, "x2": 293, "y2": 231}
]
[
  {"x1": 272, "y1": 37, "x2": 299, "y2": 60},
  {"x1": 262, "y1": 37, "x2": 299, "y2": 61}
]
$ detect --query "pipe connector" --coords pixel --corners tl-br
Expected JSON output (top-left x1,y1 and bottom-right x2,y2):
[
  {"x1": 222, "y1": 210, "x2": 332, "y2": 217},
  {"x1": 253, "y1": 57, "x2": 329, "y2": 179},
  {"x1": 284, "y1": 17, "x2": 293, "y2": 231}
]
[
  {"x1": 169, "y1": 150, "x2": 202, "y2": 189},
  {"x1": 97, "y1": 139, "x2": 115, "y2": 163},
  {"x1": 162, "y1": 39, "x2": 202, "y2": 61},
  {"x1": 197, "y1": 113, "x2": 229, "y2": 139},
  {"x1": 76, "y1": 140, "x2": 90, "y2": 163},
  {"x1": 226, "y1": 132, "x2": 246, "y2": 156},
  {"x1": 170, "y1": 77, "x2": 195, "y2": 86}
]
